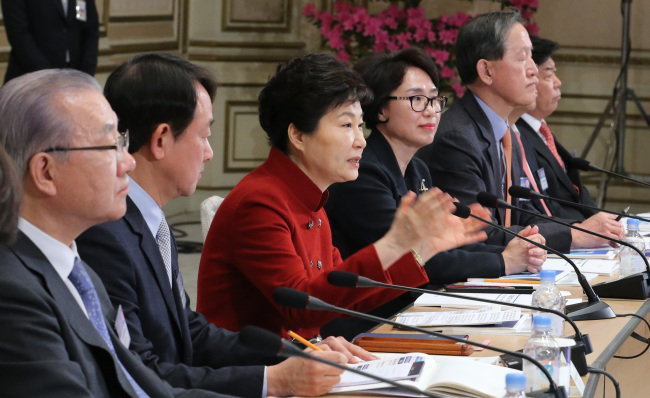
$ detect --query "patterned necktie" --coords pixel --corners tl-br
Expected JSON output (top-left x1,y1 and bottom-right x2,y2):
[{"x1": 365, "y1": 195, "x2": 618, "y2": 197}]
[
  {"x1": 156, "y1": 215, "x2": 173, "y2": 287},
  {"x1": 513, "y1": 129, "x2": 553, "y2": 216},
  {"x1": 68, "y1": 258, "x2": 149, "y2": 398},
  {"x1": 540, "y1": 122, "x2": 565, "y2": 170},
  {"x1": 502, "y1": 127, "x2": 513, "y2": 227}
]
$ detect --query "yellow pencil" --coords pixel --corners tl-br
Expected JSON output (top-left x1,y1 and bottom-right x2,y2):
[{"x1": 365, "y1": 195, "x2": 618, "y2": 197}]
[
  {"x1": 483, "y1": 279, "x2": 541, "y2": 284},
  {"x1": 288, "y1": 330, "x2": 322, "y2": 351}
]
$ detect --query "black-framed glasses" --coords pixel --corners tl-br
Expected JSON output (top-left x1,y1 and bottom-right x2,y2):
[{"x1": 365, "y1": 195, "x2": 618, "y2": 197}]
[
  {"x1": 43, "y1": 130, "x2": 130, "y2": 162},
  {"x1": 387, "y1": 95, "x2": 447, "y2": 113}
]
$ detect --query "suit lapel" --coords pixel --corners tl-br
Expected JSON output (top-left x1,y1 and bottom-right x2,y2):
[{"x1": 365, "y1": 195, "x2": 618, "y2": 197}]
[
  {"x1": 11, "y1": 233, "x2": 137, "y2": 396},
  {"x1": 54, "y1": 0, "x2": 70, "y2": 22},
  {"x1": 122, "y1": 198, "x2": 183, "y2": 333},
  {"x1": 459, "y1": 93, "x2": 506, "y2": 222},
  {"x1": 519, "y1": 120, "x2": 579, "y2": 200}
]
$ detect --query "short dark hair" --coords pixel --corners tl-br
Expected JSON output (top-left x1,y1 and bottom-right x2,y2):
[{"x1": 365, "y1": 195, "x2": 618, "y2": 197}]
[
  {"x1": 456, "y1": 9, "x2": 523, "y2": 85},
  {"x1": 354, "y1": 48, "x2": 439, "y2": 129},
  {"x1": 530, "y1": 35, "x2": 559, "y2": 66},
  {"x1": 258, "y1": 53, "x2": 372, "y2": 154},
  {"x1": 0, "y1": 145, "x2": 20, "y2": 245},
  {"x1": 104, "y1": 52, "x2": 218, "y2": 153}
]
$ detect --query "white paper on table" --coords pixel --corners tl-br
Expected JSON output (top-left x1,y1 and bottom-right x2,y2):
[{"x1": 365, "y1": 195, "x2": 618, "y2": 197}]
[
  {"x1": 394, "y1": 307, "x2": 521, "y2": 327},
  {"x1": 556, "y1": 272, "x2": 598, "y2": 286},
  {"x1": 544, "y1": 258, "x2": 619, "y2": 276}
]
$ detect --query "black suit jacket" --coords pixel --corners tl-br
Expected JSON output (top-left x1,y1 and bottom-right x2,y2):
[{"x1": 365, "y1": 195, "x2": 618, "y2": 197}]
[
  {"x1": 516, "y1": 118, "x2": 597, "y2": 220},
  {"x1": 77, "y1": 198, "x2": 274, "y2": 397},
  {"x1": 416, "y1": 91, "x2": 573, "y2": 252},
  {"x1": 2, "y1": 0, "x2": 99, "y2": 82},
  {"x1": 326, "y1": 130, "x2": 506, "y2": 283},
  {"x1": 0, "y1": 233, "x2": 223, "y2": 398}
]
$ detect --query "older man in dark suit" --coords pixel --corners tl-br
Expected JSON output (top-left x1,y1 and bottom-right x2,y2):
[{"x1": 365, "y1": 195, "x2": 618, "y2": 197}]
[
  {"x1": 1, "y1": 0, "x2": 99, "y2": 83},
  {"x1": 0, "y1": 69, "x2": 226, "y2": 397},
  {"x1": 516, "y1": 36, "x2": 606, "y2": 222},
  {"x1": 416, "y1": 10, "x2": 624, "y2": 252}
]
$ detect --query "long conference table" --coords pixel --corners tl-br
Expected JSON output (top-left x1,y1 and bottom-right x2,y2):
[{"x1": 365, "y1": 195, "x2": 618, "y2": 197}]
[{"x1": 333, "y1": 274, "x2": 650, "y2": 398}]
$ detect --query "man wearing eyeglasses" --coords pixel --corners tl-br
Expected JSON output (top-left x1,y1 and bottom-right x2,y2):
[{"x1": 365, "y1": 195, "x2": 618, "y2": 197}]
[
  {"x1": 76, "y1": 52, "x2": 371, "y2": 398},
  {"x1": 416, "y1": 10, "x2": 624, "y2": 251},
  {"x1": 0, "y1": 69, "x2": 227, "y2": 397}
]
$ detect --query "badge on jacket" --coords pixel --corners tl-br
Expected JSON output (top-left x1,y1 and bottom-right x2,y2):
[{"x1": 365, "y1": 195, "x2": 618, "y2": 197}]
[
  {"x1": 115, "y1": 305, "x2": 131, "y2": 348},
  {"x1": 75, "y1": 0, "x2": 87, "y2": 22},
  {"x1": 419, "y1": 179, "x2": 428, "y2": 194}
]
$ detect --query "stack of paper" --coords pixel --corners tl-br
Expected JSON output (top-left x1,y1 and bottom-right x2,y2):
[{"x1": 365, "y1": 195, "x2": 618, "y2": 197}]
[
  {"x1": 543, "y1": 258, "x2": 619, "y2": 276},
  {"x1": 394, "y1": 307, "x2": 521, "y2": 327},
  {"x1": 465, "y1": 269, "x2": 570, "y2": 287},
  {"x1": 414, "y1": 292, "x2": 581, "y2": 309},
  {"x1": 548, "y1": 246, "x2": 619, "y2": 260}
]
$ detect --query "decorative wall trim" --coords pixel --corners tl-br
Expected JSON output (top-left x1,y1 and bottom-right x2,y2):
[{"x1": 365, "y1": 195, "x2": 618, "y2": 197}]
[
  {"x1": 223, "y1": 100, "x2": 266, "y2": 173},
  {"x1": 554, "y1": 53, "x2": 650, "y2": 65},
  {"x1": 190, "y1": 40, "x2": 305, "y2": 49},
  {"x1": 98, "y1": 41, "x2": 179, "y2": 56},
  {"x1": 109, "y1": 15, "x2": 174, "y2": 23},
  {"x1": 221, "y1": 0, "x2": 292, "y2": 32},
  {"x1": 189, "y1": 54, "x2": 297, "y2": 63}
]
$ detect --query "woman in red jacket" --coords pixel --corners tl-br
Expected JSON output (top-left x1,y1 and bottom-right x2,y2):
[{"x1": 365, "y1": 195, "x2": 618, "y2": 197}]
[{"x1": 197, "y1": 53, "x2": 487, "y2": 340}]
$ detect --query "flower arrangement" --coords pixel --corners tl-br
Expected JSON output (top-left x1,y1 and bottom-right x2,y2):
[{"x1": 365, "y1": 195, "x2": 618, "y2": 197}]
[{"x1": 303, "y1": 0, "x2": 539, "y2": 98}]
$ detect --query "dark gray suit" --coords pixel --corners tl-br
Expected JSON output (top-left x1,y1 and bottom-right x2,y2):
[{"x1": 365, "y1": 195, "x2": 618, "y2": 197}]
[
  {"x1": 77, "y1": 198, "x2": 276, "y2": 397},
  {"x1": 0, "y1": 233, "x2": 224, "y2": 397},
  {"x1": 416, "y1": 91, "x2": 573, "y2": 253},
  {"x1": 516, "y1": 118, "x2": 597, "y2": 221}
]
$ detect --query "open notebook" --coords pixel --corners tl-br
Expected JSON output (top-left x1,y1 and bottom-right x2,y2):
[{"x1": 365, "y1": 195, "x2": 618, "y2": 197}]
[{"x1": 330, "y1": 353, "x2": 521, "y2": 398}]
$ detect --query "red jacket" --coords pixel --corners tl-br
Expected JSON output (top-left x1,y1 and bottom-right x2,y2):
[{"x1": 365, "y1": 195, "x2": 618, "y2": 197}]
[{"x1": 197, "y1": 147, "x2": 428, "y2": 339}]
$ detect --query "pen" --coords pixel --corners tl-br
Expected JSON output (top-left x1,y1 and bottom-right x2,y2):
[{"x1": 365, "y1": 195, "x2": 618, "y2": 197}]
[
  {"x1": 482, "y1": 279, "x2": 541, "y2": 284},
  {"x1": 288, "y1": 330, "x2": 322, "y2": 351},
  {"x1": 615, "y1": 205, "x2": 630, "y2": 222}
]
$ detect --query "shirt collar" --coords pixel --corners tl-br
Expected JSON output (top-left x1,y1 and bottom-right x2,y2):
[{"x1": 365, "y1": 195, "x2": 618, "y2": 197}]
[
  {"x1": 18, "y1": 217, "x2": 79, "y2": 281},
  {"x1": 521, "y1": 113, "x2": 543, "y2": 132},
  {"x1": 128, "y1": 176, "x2": 163, "y2": 239},
  {"x1": 473, "y1": 92, "x2": 509, "y2": 141},
  {"x1": 265, "y1": 147, "x2": 329, "y2": 212}
]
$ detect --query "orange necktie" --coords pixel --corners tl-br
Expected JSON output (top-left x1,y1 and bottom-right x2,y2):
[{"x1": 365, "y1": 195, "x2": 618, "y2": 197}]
[
  {"x1": 540, "y1": 122, "x2": 565, "y2": 170},
  {"x1": 502, "y1": 128, "x2": 512, "y2": 227},
  {"x1": 514, "y1": 129, "x2": 553, "y2": 216}
]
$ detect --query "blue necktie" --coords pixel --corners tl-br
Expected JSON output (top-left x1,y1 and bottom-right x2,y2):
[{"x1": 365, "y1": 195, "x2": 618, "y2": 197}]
[{"x1": 68, "y1": 258, "x2": 149, "y2": 398}]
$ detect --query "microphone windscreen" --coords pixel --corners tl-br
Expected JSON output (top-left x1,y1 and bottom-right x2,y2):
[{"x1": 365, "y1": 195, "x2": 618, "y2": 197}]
[
  {"x1": 508, "y1": 185, "x2": 533, "y2": 199},
  {"x1": 452, "y1": 202, "x2": 471, "y2": 219},
  {"x1": 327, "y1": 271, "x2": 359, "y2": 288},
  {"x1": 239, "y1": 326, "x2": 282, "y2": 355},
  {"x1": 476, "y1": 192, "x2": 500, "y2": 209},
  {"x1": 570, "y1": 157, "x2": 592, "y2": 171},
  {"x1": 273, "y1": 287, "x2": 310, "y2": 310}
]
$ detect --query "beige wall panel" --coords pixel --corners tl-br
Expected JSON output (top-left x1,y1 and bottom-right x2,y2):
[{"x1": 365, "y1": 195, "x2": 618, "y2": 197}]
[
  {"x1": 110, "y1": 0, "x2": 174, "y2": 17},
  {"x1": 536, "y1": 0, "x2": 650, "y2": 51},
  {"x1": 107, "y1": 22, "x2": 176, "y2": 42}
]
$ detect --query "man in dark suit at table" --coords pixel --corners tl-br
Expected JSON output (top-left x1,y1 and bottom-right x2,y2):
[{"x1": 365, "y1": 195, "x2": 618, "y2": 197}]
[
  {"x1": 77, "y1": 52, "x2": 366, "y2": 397},
  {"x1": 1, "y1": 0, "x2": 99, "y2": 83},
  {"x1": 0, "y1": 68, "x2": 226, "y2": 397},
  {"x1": 516, "y1": 35, "x2": 604, "y2": 221},
  {"x1": 416, "y1": 10, "x2": 624, "y2": 252}
]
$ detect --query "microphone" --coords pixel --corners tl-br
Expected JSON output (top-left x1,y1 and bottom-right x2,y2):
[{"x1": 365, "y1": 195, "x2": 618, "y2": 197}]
[
  {"x1": 273, "y1": 287, "x2": 566, "y2": 398},
  {"x1": 239, "y1": 326, "x2": 442, "y2": 398},
  {"x1": 477, "y1": 191, "x2": 650, "y2": 300},
  {"x1": 456, "y1": 201, "x2": 613, "y2": 321},
  {"x1": 571, "y1": 158, "x2": 650, "y2": 189},
  {"x1": 328, "y1": 270, "x2": 591, "y2": 376},
  {"x1": 508, "y1": 186, "x2": 650, "y2": 223}
]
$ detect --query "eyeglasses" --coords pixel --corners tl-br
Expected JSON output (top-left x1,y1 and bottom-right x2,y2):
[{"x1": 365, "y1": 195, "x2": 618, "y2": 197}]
[
  {"x1": 43, "y1": 131, "x2": 130, "y2": 162},
  {"x1": 387, "y1": 95, "x2": 448, "y2": 113}
]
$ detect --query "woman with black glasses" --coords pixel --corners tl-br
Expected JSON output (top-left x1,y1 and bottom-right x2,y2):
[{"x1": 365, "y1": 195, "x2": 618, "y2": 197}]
[{"x1": 324, "y1": 48, "x2": 546, "y2": 338}]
